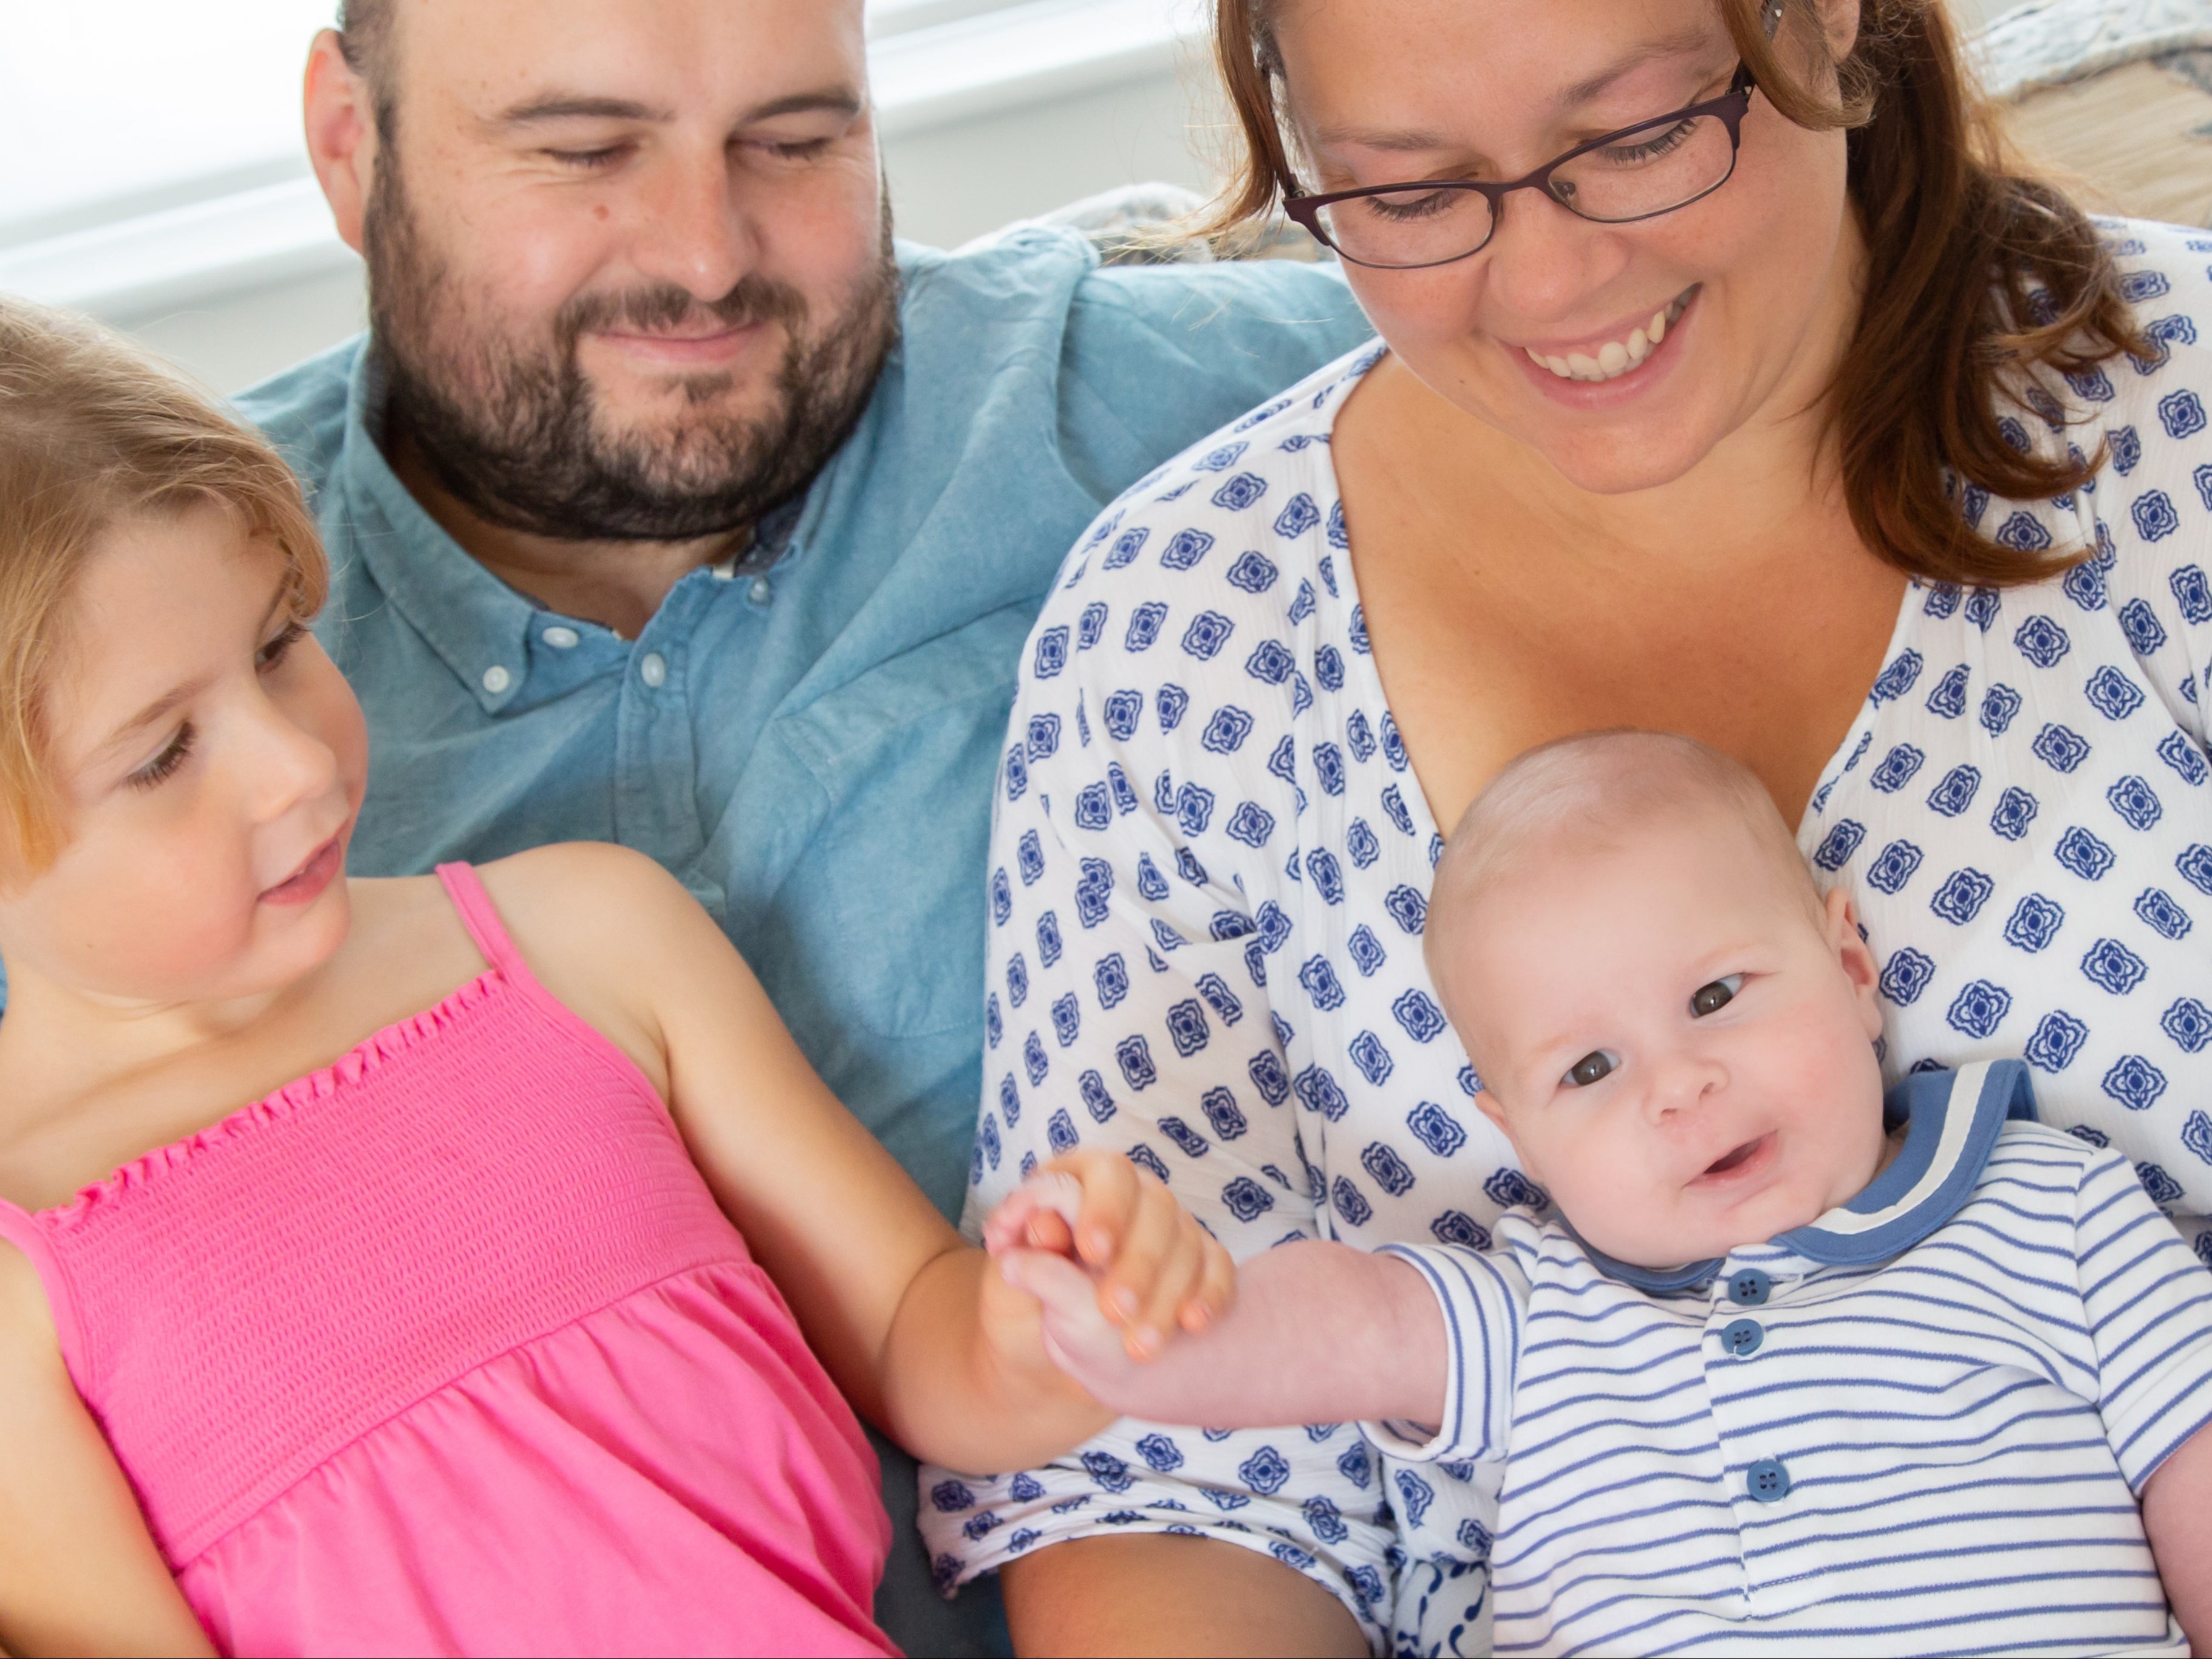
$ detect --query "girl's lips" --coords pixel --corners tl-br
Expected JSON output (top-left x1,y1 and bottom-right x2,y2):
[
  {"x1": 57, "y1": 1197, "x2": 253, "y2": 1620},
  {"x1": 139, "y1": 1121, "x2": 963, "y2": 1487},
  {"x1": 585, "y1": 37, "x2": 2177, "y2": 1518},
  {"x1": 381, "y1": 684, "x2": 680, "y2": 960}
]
[
  {"x1": 1691, "y1": 1131, "x2": 1777, "y2": 1187},
  {"x1": 261, "y1": 835, "x2": 343, "y2": 907}
]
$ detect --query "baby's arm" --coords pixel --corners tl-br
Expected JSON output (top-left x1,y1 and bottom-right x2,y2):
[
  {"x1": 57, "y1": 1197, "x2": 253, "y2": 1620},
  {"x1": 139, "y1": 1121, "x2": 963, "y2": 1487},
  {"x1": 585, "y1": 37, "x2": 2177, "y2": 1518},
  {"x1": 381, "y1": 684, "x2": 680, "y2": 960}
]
[
  {"x1": 0, "y1": 1243, "x2": 213, "y2": 1658},
  {"x1": 473, "y1": 845, "x2": 1228, "y2": 1475},
  {"x1": 991, "y1": 1192, "x2": 1448, "y2": 1432},
  {"x1": 2143, "y1": 1425, "x2": 2211, "y2": 1655}
]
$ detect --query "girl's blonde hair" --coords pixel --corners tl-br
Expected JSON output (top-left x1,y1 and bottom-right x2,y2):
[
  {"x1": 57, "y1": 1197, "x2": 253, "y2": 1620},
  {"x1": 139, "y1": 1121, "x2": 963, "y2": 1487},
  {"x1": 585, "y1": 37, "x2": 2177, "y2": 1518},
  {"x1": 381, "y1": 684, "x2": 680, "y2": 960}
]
[{"x1": 0, "y1": 298, "x2": 329, "y2": 871}]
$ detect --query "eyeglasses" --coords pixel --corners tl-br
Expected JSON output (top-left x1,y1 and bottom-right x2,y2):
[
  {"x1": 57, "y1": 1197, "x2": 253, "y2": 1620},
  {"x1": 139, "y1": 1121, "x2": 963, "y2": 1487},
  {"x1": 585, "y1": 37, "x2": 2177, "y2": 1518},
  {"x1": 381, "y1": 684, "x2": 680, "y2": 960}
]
[{"x1": 1282, "y1": 63, "x2": 1758, "y2": 270}]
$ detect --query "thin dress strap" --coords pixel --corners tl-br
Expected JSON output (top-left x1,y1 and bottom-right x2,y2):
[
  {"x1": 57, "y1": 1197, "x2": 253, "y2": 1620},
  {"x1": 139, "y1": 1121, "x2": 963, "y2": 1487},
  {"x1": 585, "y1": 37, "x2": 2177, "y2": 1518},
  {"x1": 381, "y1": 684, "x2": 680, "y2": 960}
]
[
  {"x1": 434, "y1": 862, "x2": 529, "y2": 979},
  {"x1": 0, "y1": 1199, "x2": 90, "y2": 1383}
]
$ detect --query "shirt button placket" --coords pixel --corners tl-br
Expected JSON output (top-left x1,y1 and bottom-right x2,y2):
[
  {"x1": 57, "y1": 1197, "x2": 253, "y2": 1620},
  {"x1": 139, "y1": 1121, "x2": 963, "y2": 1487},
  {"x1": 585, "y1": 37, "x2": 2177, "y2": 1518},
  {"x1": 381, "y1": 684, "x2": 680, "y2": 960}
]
[{"x1": 614, "y1": 630, "x2": 702, "y2": 873}]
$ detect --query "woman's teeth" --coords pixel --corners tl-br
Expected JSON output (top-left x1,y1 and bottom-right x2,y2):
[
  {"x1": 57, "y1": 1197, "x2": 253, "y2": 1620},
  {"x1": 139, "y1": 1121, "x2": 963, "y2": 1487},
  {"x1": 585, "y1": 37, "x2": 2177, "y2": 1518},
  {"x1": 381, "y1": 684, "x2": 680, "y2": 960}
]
[{"x1": 1525, "y1": 290, "x2": 1693, "y2": 383}]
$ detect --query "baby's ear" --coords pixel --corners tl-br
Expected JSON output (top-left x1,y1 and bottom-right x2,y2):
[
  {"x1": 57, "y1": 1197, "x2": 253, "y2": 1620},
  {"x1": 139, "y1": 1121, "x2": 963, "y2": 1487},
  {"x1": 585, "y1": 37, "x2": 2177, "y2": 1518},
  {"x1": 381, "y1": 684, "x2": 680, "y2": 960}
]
[{"x1": 1825, "y1": 887, "x2": 1884, "y2": 1036}]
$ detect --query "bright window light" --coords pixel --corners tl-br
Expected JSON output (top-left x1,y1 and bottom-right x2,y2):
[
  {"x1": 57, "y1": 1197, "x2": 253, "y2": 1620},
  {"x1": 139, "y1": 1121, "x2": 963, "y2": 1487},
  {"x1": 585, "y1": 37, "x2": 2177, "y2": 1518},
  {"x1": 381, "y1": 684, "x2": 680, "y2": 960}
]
[
  {"x1": 0, "y1": 0, "x2": 335, "y2": 242},
  {"x1": 0, "y1": 0, "x2": 1043, "y2": 246}
]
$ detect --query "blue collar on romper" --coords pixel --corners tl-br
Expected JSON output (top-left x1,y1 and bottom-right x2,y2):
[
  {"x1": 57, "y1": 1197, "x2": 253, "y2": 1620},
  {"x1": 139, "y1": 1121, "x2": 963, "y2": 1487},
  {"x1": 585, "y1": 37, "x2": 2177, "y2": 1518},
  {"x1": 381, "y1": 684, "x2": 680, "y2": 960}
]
[{"x1": 1565, "y1": 1058, "x2": 2040, "y2": 1293}]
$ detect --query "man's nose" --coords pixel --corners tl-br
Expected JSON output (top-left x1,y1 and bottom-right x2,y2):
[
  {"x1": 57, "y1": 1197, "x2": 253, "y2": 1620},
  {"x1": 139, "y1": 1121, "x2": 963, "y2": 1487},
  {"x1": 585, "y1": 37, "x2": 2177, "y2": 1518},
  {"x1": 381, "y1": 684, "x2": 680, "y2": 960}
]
[{"x1": 628, "y1": 143, "x2": 756, "y2": 304}]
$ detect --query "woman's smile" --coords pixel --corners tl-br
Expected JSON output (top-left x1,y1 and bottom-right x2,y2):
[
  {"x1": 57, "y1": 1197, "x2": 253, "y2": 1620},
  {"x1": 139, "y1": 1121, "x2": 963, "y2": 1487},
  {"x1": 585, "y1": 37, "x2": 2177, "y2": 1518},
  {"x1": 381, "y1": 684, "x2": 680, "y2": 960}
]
[
  {"x1": 1519, "y1": 285, "x2": 1698, "y2": 384},
  {"x1": 1509, "y1": 284, "x2": 1702, "y2": 407}
]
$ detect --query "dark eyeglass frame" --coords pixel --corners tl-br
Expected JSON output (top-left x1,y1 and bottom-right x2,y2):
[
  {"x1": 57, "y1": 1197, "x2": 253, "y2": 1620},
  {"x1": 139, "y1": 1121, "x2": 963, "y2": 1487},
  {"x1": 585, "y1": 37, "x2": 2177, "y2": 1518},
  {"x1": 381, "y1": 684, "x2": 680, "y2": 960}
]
[{"x1": 1281, "y1": 62, "x2": 1760, "y2": 270}]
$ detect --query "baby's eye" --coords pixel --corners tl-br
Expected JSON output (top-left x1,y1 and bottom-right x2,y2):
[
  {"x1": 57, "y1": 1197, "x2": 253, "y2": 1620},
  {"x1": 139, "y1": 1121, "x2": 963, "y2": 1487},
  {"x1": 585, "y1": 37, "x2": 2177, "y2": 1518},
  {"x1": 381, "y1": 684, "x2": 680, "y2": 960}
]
[
  {"x1": 1562, "y1": 1049, "x2": 1618, "y2": 1088},
  {"x1": 1690, "y1": 975, "x2": 1744, "y2": 1017}
]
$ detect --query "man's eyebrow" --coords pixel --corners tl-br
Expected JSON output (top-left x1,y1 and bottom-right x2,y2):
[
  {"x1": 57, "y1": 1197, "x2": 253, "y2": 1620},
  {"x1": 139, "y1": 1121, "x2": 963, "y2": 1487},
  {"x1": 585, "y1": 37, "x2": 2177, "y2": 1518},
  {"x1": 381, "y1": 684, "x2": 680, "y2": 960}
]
[
  {"x1": 499, "y1": 94, "x2": 673, "y2": 126},
  {"x1": 495, "y1": 87, "x2": 865, "y2": 128}
]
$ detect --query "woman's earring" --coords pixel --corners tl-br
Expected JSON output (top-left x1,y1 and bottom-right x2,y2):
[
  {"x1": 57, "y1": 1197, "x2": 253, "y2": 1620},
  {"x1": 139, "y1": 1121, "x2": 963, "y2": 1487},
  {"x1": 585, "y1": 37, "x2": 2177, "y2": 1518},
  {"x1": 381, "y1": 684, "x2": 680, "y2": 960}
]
[{"x1": 1764, "y1": 0, "x2": 1784, "y2": 36}]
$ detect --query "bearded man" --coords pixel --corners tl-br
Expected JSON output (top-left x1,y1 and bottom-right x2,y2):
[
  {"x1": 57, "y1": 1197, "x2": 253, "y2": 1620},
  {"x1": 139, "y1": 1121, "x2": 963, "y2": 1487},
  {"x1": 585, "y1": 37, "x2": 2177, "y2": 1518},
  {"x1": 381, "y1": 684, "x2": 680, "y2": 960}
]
[{"x1": 233, "y1": 0, "x2": 1369, "y2": 1649}]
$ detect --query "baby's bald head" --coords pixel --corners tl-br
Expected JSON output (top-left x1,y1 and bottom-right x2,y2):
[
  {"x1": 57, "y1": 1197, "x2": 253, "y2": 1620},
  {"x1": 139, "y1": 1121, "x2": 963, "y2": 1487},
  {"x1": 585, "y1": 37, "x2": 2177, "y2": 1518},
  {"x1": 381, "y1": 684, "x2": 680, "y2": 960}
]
[{"x1": 1426, "y1": 732, "x2": 1823, "y2": 1012}]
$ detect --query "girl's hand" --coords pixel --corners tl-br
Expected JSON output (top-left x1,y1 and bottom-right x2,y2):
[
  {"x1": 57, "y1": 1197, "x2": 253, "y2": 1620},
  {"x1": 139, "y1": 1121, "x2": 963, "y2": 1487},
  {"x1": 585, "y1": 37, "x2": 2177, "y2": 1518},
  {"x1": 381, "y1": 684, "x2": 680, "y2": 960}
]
[{"x1": 984, "y1": 1151, "x2": 1234, "y2": 1363}]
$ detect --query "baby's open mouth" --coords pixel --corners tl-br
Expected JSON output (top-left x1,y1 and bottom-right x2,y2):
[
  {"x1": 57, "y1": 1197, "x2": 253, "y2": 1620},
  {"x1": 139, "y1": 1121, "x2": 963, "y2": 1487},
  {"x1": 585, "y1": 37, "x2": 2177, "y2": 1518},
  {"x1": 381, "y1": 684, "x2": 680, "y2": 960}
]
[{"x1": 1698, "y1": 1133, "x2": 1773, "y2": 1181}]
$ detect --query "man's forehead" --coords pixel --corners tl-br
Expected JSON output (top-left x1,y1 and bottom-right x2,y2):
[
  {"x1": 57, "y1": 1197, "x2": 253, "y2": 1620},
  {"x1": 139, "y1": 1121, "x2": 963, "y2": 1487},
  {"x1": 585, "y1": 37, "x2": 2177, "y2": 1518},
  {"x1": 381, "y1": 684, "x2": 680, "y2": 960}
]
[{"x1": 391, "y1": 0, "x2": 869, "y2": 112}]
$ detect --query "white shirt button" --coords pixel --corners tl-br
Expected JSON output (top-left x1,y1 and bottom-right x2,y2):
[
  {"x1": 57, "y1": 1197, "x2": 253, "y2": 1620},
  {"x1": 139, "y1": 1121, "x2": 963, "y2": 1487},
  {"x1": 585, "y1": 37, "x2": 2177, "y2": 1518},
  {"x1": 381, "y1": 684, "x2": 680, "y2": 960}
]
[
  {"x1": 639, "y1": 652, "x2": 668, "y2": 689},
  {"x1": 541, "y1": 625, "x2": 580, "y2": 650},
  {"x1": 481, "y1": 665, "x2": 511, "y2": 694},
  {"x1": 749, "y1": 576, "x2": 774, "y2": 606}
]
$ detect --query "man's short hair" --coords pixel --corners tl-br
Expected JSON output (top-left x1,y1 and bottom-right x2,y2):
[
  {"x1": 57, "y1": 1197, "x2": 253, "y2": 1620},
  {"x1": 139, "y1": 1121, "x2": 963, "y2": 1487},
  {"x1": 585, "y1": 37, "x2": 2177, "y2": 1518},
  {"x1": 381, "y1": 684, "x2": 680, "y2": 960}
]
[{"x1": 335, "y1": 0, "x2": 396, "y2": 125}]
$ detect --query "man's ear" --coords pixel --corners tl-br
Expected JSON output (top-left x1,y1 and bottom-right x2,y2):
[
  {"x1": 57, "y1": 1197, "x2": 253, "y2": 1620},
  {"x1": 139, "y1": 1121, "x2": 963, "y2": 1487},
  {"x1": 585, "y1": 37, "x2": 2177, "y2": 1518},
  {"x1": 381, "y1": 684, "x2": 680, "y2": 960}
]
[
  {"x1": 304, "y1": 29, "x2": 379, "y2": 257},
  {"x1": 1824, "y1": 885, "x2": 1884, "y2": 1040}
]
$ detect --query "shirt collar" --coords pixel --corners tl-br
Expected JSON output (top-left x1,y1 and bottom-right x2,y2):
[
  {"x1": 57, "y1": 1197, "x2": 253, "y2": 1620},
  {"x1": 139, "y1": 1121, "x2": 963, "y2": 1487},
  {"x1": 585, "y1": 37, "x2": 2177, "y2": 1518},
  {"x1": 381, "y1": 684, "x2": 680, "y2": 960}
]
[
  {"x1": 1568, "y1": 1059, "x2": 2039, "y2": 1292},
  {"x1": 329, "y1": 342, "x2": 811, "y2": 711}
]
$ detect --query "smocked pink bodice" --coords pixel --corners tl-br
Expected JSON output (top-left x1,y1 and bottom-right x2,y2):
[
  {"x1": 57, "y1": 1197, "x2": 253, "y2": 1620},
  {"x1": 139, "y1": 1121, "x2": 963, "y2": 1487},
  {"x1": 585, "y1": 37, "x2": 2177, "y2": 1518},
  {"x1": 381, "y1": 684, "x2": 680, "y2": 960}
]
[{"x1": 0, "y1": 865, "x2": 893, "y2": 1658}]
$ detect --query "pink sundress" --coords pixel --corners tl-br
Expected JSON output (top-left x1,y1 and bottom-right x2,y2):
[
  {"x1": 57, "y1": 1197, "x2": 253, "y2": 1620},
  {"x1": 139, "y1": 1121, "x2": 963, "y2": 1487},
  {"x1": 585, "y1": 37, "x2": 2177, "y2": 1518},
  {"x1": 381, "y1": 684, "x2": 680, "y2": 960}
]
[{"x1": 0, "y1": 864, "x2": 895, "y2": 1657}]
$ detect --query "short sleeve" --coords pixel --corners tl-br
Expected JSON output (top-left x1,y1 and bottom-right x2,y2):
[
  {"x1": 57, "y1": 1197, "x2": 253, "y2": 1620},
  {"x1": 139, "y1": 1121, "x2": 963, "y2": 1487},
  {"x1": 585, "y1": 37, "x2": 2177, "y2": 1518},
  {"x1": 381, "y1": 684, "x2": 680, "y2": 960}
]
[
  {"x1": 1364, "y1": 1244, "x2": 1526, "y2": 1467},
  {"x1": 2075, "y1": 1149, "x2": 2212, "y2": 1488}
]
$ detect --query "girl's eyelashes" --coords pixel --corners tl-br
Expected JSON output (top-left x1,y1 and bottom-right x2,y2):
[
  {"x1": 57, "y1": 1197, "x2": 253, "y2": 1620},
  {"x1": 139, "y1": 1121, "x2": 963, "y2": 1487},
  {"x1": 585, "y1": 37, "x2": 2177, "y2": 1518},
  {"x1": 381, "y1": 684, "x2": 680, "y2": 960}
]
[
  {"x1": 128, "y1": 721, "x2": 196, "y2": 791},
  {"x1": 1689, "y1": 974, "x2": 1744, "y2": 1017},
  {"x1": 1562, "y1": 1049, "x2": 1619, "y2": 1088},
  {"x1": 256, "y1": 620, "x2": 307, "y2": 672}
]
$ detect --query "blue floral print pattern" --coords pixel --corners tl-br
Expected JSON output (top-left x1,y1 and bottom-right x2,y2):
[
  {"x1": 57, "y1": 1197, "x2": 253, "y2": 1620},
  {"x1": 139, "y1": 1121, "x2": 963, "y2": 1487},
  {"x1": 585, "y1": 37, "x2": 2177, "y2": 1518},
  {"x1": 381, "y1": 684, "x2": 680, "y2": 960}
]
[{"x1": 923, "y1": 219, "x2": 2212, "y2": 1655}]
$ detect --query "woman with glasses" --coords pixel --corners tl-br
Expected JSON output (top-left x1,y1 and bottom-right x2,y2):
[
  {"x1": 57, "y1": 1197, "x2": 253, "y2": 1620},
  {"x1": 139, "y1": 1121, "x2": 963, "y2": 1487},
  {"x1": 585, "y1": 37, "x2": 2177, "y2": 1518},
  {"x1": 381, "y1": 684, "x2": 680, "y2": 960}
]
[{"x1": 928, "y1": 1, "x2": 2212, "y2": 1651}]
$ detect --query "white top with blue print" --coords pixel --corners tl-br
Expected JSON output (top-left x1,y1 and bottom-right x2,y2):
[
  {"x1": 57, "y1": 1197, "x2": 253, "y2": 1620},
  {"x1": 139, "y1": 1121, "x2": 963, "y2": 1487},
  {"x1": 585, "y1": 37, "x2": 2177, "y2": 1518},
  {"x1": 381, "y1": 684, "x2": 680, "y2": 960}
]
[
  {"x1": 1380, "y1": 1061, "x2": 2212, "y2": 1657},
  {"x1": 921, "y1": 219, "x2": 2212, "y2": 1657}
]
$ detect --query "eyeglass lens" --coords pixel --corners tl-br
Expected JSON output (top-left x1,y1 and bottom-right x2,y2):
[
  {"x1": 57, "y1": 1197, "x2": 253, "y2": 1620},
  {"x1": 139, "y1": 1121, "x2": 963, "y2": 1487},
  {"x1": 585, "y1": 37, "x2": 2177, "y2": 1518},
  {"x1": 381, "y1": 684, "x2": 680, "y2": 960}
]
[{"x1": 1312, "y1": 107, "x2": 1739, "y2": 269}]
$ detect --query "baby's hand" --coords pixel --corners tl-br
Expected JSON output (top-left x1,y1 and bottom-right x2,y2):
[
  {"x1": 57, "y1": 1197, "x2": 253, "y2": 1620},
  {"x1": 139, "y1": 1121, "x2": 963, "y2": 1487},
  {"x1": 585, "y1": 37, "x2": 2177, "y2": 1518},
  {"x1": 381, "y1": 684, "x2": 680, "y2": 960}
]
[{"x1": 985, "y1": 1150, "x2": 1232, "y2": 1364}]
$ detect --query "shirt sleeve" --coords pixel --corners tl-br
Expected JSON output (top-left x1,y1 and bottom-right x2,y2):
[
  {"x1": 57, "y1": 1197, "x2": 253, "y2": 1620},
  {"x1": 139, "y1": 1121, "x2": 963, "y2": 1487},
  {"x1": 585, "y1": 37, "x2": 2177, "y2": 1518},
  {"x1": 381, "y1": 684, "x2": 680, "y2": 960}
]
[
  {"x1": 1058, "y1": 260, "x2": 1373, "y2": 508},
  {"x1": 2095, "y1": 222, "x2": 2212, "y2": 751},
  {"x1": 915, "y1": 507, "x2": 1404, "y2": 1647},
  {"x1": 2074, "y1": 1148, "x2": 2212, "y2": 1489},
  {"x1": 1362, "y1": 1245, "x2": 1526, "y2": 1468}
]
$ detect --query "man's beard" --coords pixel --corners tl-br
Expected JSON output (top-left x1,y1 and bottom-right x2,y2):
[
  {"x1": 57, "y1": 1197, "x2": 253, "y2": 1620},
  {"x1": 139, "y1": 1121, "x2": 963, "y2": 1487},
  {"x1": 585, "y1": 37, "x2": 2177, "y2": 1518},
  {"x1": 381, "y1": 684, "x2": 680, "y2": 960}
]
[{"x1": 363, "y1": 157, "x2": 899, "y2": 542}]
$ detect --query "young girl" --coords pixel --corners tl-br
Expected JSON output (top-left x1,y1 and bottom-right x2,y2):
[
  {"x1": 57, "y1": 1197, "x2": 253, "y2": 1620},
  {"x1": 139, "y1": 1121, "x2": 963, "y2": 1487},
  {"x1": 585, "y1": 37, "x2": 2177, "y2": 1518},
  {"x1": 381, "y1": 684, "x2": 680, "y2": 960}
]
[{"x1": 0, "y1": 302, "x2": 1226, "y2": 1657}]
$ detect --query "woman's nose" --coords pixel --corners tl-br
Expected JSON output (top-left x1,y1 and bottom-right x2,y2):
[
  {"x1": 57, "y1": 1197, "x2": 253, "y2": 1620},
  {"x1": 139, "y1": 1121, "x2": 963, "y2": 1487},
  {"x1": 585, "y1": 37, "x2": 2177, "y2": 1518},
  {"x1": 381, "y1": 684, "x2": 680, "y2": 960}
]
[{"x1": 1480, "y1": 190, "x2": 1634, "y2": 326}]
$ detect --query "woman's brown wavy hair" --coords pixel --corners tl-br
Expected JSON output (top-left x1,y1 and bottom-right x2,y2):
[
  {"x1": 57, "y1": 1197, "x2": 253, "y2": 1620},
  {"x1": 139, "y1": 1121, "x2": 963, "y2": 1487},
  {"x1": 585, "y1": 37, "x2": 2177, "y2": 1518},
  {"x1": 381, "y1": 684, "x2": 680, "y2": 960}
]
[{"x1": 1208, "y1": 0, "x2": 2147, "y2": 587}]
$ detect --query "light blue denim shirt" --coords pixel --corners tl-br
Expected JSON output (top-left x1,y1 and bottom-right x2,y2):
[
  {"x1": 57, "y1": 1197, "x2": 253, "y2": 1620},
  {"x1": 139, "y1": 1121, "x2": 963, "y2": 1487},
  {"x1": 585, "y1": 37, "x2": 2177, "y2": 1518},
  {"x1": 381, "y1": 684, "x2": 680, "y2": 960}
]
[{"x1": 229, "y1": 230, "x2": 1371, "y2": 1224}]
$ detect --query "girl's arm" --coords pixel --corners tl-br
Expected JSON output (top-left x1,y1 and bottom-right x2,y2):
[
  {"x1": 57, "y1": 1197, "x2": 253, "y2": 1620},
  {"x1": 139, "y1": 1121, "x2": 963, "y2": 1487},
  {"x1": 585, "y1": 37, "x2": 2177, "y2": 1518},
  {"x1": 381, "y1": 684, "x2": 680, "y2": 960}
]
[
  {"x1": 0, "y1": 1244, "x2": 213, "y2": 1658},
  {"x1": 480, "y1": 845, "x2": 1226, "y2": 1476}
]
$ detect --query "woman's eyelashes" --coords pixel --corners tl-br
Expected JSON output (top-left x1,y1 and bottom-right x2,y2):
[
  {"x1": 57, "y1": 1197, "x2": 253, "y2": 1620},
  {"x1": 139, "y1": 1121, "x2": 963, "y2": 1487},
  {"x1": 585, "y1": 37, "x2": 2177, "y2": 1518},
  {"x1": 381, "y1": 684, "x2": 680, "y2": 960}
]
[
  {"x1": 1689, "y1": 974, "x2": 1744, "y2": 1017},
  {"x1": 1562, "y1": 1048, "x2": 1620, "y2": 1088},
  {"x1": 128, "y1": 721, "x2": 196, "y2": 791}
]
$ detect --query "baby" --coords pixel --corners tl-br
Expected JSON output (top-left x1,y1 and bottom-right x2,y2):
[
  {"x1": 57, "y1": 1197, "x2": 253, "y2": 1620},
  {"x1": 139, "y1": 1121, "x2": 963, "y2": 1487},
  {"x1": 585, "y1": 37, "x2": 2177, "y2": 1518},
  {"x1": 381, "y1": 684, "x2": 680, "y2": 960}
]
[{"x1": 997, "y1": 731, "x2": 2212, "y2": 1657}]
